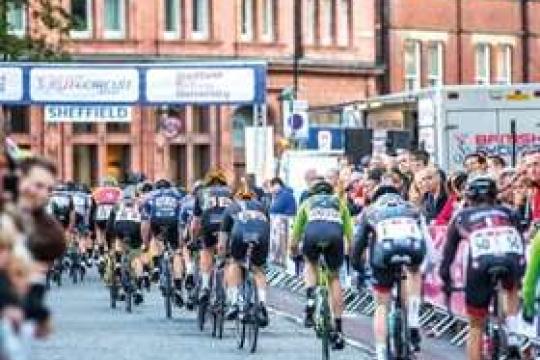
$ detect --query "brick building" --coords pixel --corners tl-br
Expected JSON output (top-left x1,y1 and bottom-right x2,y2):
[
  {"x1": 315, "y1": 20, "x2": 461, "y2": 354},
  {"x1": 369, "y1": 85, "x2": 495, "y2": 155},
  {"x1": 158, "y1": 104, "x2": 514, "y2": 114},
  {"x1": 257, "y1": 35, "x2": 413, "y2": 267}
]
[
  {"x1": 379, "y1": 0, "x2": 540, "y2": 93},
  {"x1": 4, "y1": 0, "x2": 379, "y2": 186}
]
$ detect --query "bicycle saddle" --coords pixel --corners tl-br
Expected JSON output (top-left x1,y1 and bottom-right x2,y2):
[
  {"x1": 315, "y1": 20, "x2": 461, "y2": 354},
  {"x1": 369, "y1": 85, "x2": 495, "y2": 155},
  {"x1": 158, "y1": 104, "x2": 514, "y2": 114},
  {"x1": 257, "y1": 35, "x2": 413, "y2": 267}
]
[
  {"x1": 389, "y1": 255, "x2": 412, "y2": 267},
  {"x1": 487, "y1": 265, "x2": 509, "y2": 280}
]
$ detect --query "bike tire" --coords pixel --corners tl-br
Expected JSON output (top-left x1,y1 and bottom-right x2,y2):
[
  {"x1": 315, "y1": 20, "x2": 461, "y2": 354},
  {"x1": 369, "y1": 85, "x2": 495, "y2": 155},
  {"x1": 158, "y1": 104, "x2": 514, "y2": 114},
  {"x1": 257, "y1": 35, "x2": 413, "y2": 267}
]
[
  {"x1": 248, "y1": 283, "x2": 260, "y2": 353},
  {"x1": 80, "y1": 267, "x2": 85, "y2": 283},
  {"x1": 56, "y1": 271, "x2": 62, "y2": 287},
  {"x1": 126, "y1": 289, "x2": 132, "y2": 313},
  {"x1": 320, "y1": 296, "x2": 331, "y2": 360},
  {"x1": 235, "y1": 316, "x2": 246, "y2": 349},
  {"x1": 198, "y1": 300, "x2": 207, "y2": 332},
  {"x1": 165, "y1": 286, "x2": 172, "y2": 319},
  {"x1": 72, "y1": 267, "x2": 78, "y2": 284},
  {"x1": 110, "y1": 285, "x2": 118, "y2": 309}
]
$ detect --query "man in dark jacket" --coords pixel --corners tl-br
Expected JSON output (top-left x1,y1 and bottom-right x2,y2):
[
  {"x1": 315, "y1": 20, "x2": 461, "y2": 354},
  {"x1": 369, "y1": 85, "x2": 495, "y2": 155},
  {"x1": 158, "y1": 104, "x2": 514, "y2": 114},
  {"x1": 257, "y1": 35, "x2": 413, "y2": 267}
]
[{"x1": 269, "y1": 177, "x2": 296, "y2": 216}]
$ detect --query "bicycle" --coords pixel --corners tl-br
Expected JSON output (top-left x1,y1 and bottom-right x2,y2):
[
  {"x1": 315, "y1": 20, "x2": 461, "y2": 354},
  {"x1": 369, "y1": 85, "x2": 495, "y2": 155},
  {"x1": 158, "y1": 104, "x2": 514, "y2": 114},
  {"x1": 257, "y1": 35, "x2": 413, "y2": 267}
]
[
  {"x1": 210, "y1": 257, "x2": 226, "y2": 339},
  {"x1": 157, "y1": 226, "x2": 174, "y2": 319},
  {"x1": 386, "y1": 256, "x2": 413, "y2": 360},
  {"x1": 446, "y1": 266, "x2": 521, "y2": 360},
  {"x1": 119, "y1": 243, "x2": 135, "y2": 314},
  {"x1": 313, "y1": 250, "x2": 332, "y2": 360},
  {"x1": 235, "y1": 233, "x2": 262, "y2": 354},
  {"x1": 68, "y1": 245, "x2": 84, "y2": 285}
]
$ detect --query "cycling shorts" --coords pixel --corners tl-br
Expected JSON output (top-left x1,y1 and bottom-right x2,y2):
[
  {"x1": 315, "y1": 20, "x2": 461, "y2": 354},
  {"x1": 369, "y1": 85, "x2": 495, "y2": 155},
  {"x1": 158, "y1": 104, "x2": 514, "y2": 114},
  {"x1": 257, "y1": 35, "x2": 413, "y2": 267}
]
[
  {"x1": 75, "y1": 213, "x2": 89, "y2": 233},
  {"x1": 150, "y1": 218, "x2": 179, "y2": 250},
  {"x1": 465, "y1": 255, "x2": 524, "y2": 318},
  {"x1": 302, "y1": 221, "x2": 344, "y2": 272},
  {"x1": 115, "y1": 220, "x2": 143, "y2": 249},
  {"x1": 229, "y1": 222, "x2": 270, "y2": 267},
  {"x1": 95, "y1": 220, "x2": 108, "y2": 231}
]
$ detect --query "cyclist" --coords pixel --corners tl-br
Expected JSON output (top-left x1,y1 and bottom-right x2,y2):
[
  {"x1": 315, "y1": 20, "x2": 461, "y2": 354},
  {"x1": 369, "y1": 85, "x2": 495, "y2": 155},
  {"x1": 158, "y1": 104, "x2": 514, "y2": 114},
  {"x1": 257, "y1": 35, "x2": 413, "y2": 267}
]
[
  {"x1": 70, "y1": 183, "x2": 92, "y2": 259},
  {"x1": 142, "y1": 179, "x2": 185, "y2": 307},
  {"x1": 352, "y1": 185, "x2": 428, "y2": 360},
  {"x1": 93, "y1": 178, "x2": 122, "y2": 257},
  {"x1": 219, "y1": 187, "x2": 270, "y2": 327},
  {"x1": 523, "y1": 229, "x2": 540, "y2": 324},
  {"x1": 440, "y1": 176, "x2": 525, "y2": 360},
  {"x1": 191, "y1": 169, "x2": 233, "y2": 304},
  {"x1": 48, "y1": 183, "x2": 75, "y2": 233},
  {"x1": 136, "y1": 181, "x2": 154, "y2": 288},
  {"x1": 291, "y1": 179, "x2": 353, "y2": 350},
  {"x1": 106, "y1": 188, "x2": 145, "y2": 305}
]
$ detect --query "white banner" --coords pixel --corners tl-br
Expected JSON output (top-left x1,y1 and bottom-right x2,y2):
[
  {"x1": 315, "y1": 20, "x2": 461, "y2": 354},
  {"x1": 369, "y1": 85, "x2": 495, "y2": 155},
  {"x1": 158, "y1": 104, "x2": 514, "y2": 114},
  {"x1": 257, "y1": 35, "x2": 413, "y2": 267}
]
[
  {"x1": 44, "y1": 106, "x2": 132, "y2": 123},
  {"x1": 245, "y1": 126, "x2": 274, "y2": 184},
  {"x1": 145, "y1": 68, "x2": 255, "y2": 103},
  {"x1": 30, "y1": 68, "x2": 139, "y2": 103},
  {"x1": 0, "y1": 67, "x2": 23, "y2": 102}
]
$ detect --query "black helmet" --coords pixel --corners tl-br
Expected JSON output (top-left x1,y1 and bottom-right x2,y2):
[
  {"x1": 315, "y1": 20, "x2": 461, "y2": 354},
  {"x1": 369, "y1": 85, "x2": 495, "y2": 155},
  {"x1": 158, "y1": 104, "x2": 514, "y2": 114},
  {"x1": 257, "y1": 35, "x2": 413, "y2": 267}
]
[
  {"x1": 371, "y1": 185, "x2": 401, "y2": 203},
  {"x1": 465, "y1": 175, "x2": 497, "y2": 203},
  {"x1": 155, "y1": 179, "x2": 172, "y2": 190},
  {"x1": 310, "y1": 180, "x2": 334, "y2": 195}
]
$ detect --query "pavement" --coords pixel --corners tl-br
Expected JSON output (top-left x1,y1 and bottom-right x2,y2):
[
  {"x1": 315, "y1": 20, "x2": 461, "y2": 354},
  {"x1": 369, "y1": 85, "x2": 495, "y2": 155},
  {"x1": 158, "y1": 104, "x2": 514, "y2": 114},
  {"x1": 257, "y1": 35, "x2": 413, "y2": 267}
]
[{"x1": 32, "y1": 271, "x2": 371, "y2": 360}]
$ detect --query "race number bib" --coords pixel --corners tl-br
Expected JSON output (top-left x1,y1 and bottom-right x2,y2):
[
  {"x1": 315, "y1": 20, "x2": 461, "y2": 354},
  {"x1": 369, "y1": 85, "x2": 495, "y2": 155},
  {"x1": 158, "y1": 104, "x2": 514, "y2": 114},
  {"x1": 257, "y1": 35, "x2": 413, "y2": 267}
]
[
  {"x1": 96, "y1": 204, "x2": 113, "y2": 221},
  {"x1": 469, "y1": 226, "x2": 523, "y2": 259},
  {"x1": 116, "y1": 208, "x2": 141, "y2": 222},
  {"x1": 203, "y1": 196, "x2": 231, "y2": 210},
  {"x1": 238, "y1": 210, "x2": 267, "y2": 222},
  {"x1": 52, "y1": 195, "x2": 70, "y2": 208},
  {"x1": 308, "y1": 208, "x2": 341, "y2": 223},
  {"x1": 375, "y1": 217, "x2": 422, "y2": 242}
]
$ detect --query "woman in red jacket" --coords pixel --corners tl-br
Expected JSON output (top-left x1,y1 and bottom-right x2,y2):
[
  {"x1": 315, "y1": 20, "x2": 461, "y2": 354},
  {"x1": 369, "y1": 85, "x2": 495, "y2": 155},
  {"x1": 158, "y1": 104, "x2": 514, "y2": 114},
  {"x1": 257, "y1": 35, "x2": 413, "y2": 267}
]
[{"x1": 434, "y1": 171, "x2": 468, "y2": 225}]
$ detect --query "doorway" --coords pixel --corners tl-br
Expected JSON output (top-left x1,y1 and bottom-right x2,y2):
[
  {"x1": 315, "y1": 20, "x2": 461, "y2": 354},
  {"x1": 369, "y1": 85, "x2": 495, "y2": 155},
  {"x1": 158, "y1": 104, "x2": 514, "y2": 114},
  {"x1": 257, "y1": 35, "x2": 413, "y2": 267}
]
[
  {"x1": 107, "y1": 145, "x2": 131, "y2": 184},
  {"x1": 73, "y1": 145, "x2": 98, "y2": 186},
  {"x1": 170, "y1": 145, "x2": 187, "y2": 187}
]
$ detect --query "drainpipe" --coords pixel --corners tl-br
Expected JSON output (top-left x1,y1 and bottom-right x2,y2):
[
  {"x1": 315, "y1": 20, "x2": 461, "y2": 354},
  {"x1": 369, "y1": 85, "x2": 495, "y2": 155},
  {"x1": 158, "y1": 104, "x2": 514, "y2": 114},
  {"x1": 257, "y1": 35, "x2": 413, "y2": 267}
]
[
  {"x1": 377, "y1": 0, "x2": 390, "y2": 94},
  {"x1": 521, "y1": 0, "x2": 530, "y2": 82},
  {"x1": 293, "y1": 0, "x2": 303, "y2": 98},
  {"x1": 456, "y1": 0, "x2": 463, "y2": 84}
]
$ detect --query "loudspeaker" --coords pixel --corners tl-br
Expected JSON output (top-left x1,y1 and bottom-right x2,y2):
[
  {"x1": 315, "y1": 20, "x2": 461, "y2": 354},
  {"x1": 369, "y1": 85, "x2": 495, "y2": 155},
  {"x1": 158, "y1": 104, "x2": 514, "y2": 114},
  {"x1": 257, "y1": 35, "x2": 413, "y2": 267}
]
[
  {"x1": 386, "y1": 130, "x2": 411, "y2": 154},
  {"x1": 344, "y1": 128, "x2": 373, "y2": 165}
]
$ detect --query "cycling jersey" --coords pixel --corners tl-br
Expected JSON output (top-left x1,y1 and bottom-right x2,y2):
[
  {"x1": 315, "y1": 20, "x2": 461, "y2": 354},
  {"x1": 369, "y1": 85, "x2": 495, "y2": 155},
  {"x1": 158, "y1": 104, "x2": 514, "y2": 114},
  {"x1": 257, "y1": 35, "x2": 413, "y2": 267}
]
[
  {"x1": 292, "y1": 194, "x2": 353, "y2": 271},
  {"x1": 353, "y1": 197, "x2": 428, "y2": 291},
  {"x1": 93, "y1": 186, "x2": 122, "y2": 223},
  {"x1": 523, "y1": 229, "x2": 540, "y2": 318},
  {"x1": 106, "y1": 201, "x2": 142, "y2": 249},
  {"x1": 144, "y1": 188, "x2": 184, "y2": 223},
  {"x1": 193, "y1": 185, "x2": 233, "y2": 247},
  {"x1": 221, "y1": 199, "x2": 270, "y2": 267},
  {"x1": 48, "y1": 191, "x2": 74, "y2": 226},
  {"x1": 440, "y1": 204, "x2": 525, "y2": 316},
  {"x1": 179, "y1": 194, "x2": 195, "y2": 228}
]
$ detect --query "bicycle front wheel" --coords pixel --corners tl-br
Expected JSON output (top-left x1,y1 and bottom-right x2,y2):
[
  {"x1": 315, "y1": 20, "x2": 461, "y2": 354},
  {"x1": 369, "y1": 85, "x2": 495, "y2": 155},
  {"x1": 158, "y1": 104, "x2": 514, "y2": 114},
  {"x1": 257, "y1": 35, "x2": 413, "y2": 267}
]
[
  {"x1": 247, "y1": 279, "x2": 260, "y2": 353},
  {"x1": 320, "y1": 297, "x2": 331, "y2": 360},
  {"x1": 235, "y1": 314, "x2": 246, "y2": 349},
  {"x1": 164, "y1": 272, "x2": 172, "y2": 319}
]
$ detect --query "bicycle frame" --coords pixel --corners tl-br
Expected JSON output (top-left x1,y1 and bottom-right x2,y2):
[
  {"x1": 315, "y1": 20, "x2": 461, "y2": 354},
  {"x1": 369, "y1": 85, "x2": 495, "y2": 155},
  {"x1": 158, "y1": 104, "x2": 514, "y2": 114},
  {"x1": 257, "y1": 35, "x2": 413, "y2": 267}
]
[
  {"x1": 387, "y1": 264, "x2": 411, "y2": 360},
  {"x1": 315, "y1": 253, "x2": 332, "y2": 360}
]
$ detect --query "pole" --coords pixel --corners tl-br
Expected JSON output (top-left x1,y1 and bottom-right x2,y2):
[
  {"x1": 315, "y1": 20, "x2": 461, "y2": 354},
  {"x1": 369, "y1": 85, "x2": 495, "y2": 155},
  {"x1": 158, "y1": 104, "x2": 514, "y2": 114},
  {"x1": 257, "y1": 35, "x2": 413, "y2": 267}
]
[
  {"x1": 511, "y1": 118, "x2": 517, "y2": 167},
  {"x1": 293, "y1": 0, "x2": 302, "y2": 98}
]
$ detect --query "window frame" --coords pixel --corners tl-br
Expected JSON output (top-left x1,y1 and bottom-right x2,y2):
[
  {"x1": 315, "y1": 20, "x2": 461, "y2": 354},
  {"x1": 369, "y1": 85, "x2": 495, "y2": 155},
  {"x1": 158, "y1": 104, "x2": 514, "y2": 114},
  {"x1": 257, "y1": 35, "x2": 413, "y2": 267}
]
[
  {"x1": 496, "y1": 44, "x2": 512, "y2": 85},
  {"x1": 103, "y1": 0, "x2": 126, "y2": 40},
  {"x1": 70, "y1": 0, "x2": 93, "y2": 39},
  {"x1": 191, "y1": 0, "x2": 209, "y2": 40},
  {"x1": 321, "y1": 0, "x2": 334, "y2": 46},
  {"x1": 475, "y1": 43, "x2": 491, "y2": 85},
  {"x1": 239, "y1": 0, "x2": 254, "y2": 42},
  {"x1": 305, "y1": 0, "x2": 316, "y2": 45},
  {"x1": 404, "y1": 40, "x2": 421, "y2": 91},
  {"x1": 164, "y1": 0, "x2": 181, "y2": 40},
  {"x1": 261, "y1": 0, "x2": 274, "y2": 42},
  {"x1": 427, "y1": 42, "x2": 444, "y2": 88},
  {"x1": 337, "y1": 0, "x2": 349, "y2": 47},
  {"x1": 6, "y1": 2, "x2": 26, "y2": 37}
]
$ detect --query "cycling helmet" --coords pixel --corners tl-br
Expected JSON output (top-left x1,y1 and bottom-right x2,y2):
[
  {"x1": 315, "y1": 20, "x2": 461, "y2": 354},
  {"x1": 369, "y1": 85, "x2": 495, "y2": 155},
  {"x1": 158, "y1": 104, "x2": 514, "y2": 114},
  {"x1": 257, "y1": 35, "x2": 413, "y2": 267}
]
[
  {"x1": 54, "y1": 183, "x2": 68, "y2": 192},
  {"x1": 235, "y1": 185, "x2": 255, "y2": 201},
  {"x1": 371, "y1": 185, "x2": 401, "y2": 203},
  {"x1": 100, "y1": 176, "x2": 118, "y2": 187},
  {"x1": 465, "y1": 175, "x2": 497, "y2": 203},
  {"x1": 204, "y1": 169, "x2": 227, "y2": 186},
  {"x1": 310, "y1": 180, "x2": 334, "y2": 195},
  {"x1": 138, "y1": 182, "x2": 154, "y2": 194},
  {"x1": 155, "y1": 179, "x2": 172, "y2": 190}
]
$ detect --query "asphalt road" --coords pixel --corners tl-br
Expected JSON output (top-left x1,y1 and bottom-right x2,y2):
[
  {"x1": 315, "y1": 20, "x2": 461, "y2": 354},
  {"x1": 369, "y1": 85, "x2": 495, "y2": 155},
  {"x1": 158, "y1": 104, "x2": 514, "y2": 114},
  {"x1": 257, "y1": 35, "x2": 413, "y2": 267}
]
[{"x1": 32, "y1": 271, "x2": 371, "y2": 360}]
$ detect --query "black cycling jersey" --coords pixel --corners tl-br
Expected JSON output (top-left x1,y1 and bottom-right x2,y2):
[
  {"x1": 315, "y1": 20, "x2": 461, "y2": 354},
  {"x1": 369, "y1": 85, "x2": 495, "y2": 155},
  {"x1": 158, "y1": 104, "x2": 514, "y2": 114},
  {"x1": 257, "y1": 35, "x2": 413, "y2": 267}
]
[{"x1": 194, "y1": 185, "x2": 233, "y2": 247}]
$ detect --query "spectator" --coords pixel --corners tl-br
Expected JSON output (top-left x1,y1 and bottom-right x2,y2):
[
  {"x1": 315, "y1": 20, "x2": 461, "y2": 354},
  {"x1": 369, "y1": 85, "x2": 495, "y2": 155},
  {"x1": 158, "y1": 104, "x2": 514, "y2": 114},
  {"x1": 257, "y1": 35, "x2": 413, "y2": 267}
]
[
  {"x1": 299, "y1": 169, "x2": 318, "y2": 204},
  {"x1": 244, "y1": 173, "x2": 265, "y2": 201},
  {"x1": 362, "y1": 168, "x2": 385, "y2": 205},
  {"x1": 369, "y1": 154, "x2": 385, "y2": 171},
  {"x1": 410, "y1": 149, "x2": 430, "y2": 173},
  {"x1": 523, "y1": 150, "x2": 540, "y2": 223},
  {"x1": 269, "y1": 177, "x2": 297, "y2": 216},
  {"x1": 497, "y1": 168, "x2": 518, "y2": 208},
  {"x1": 396, "y1": 150, "x2": 413, "y2": 180},
  {"x1": 463, "y1": 152, "x2": 488, "y2": 175},
  {"x1": 487, "y1": 155, "x2": 506, "y2": 178},
  {"x1": 382, "y1": 168, "x2": 409, "y2": 199},
  {"x1": 345, "y1": 172, "x2": 364, "y2": 217},
  {"x1": 413, "y1": 166, "x2": 448, "y2": 223},
  {"x1": 434, "y1": 171, "x2": 467, "y2": 225}
]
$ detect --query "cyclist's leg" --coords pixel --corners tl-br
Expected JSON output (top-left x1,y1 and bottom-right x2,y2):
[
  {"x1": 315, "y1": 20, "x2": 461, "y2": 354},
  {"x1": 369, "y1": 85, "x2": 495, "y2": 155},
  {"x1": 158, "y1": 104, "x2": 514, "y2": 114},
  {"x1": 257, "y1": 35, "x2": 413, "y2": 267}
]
[
  {"x1": 225, "y1": 231, "x2": 244, "y2": 319},
  {"x1": 405, "y1": 266, "x2": 423, "y2": 350},
  {"x1": 199, "y1": 231, "x2": 217, "y2": 301},
  {"x1": 168, "y1": 224, "x2": 184, "y2": 306},
  {"x1": 302, "y1": 235, "x2": 319, "y2": 327},
  {"x1": 371, "y1": 266, "x2": 393, "y2": 360},
  {"x1": 465, "y1": 267, "x2": 492, "y2": 360},
  {"x1": 502, "y1": 267, "x2": 523, "y2": 352},
  {"x1": 325, "y1": 237, "x2": 345, "y2": 349}
]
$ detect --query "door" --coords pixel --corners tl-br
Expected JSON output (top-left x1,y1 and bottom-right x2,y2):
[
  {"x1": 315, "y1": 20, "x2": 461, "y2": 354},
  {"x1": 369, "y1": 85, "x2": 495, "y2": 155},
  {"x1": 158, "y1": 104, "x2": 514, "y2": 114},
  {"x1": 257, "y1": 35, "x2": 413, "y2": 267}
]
[
  {"x1": 445, "y1": 111, "x2": 497, "y2": 171},
  {"x1": 73, "y1": 145, "x2": 98, "y2": 186},
  {"x1": 107, "y1": 145, "x2": 131, "y2": 184}
]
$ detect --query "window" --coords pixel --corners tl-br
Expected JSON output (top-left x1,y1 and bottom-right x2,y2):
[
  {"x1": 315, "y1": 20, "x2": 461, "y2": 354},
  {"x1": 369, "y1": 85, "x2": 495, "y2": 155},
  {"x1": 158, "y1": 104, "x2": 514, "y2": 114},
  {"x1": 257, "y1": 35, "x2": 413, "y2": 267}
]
[
  {"x1": 104, "y1": 0, "x2": 125, "y2": 39},
  {"x1": 240, "y1": 0, "x2": 253, "y2": 41},
  {"x1": 192, "y1": 0, "x2": 209, "y2": 39},
  {"x1": 475, "y1": 44, "x2": 491, "y2": 85},
  {"x1": 337, "y1": 0, "x2": 349, "y2": 46},
  {"x1": 164, "y1": 0, "x2": 181, "y2": 39},
  {"x1": 106, "y1": 123, "x2": 130, "y2": 133},
  {"x1": 70, "y1": 0, "x2": 92, "y2": 38},
  {"x1": 305, "y1": 0, "x2": 315, "y2": 45},
  {"x1": 321, "y1": 0, "x2": 334, "y2": 45},
  {"x1": 73, "y1": 123, "x2": 96, "y2": 134},
  {"x1": 497, "y1": 45, "x2": 512, "y2": 85},
  {"x1": 192, "y1": 106, "x2": 210, "y2": 133},
  {"x1": 7, "y1": 2, "x2": 25, "y2": 36},
  {"x1": 427, "y1": 42, "x2": 443, "y2": 87},
  {"x1": 404, "y1": 40, "x2": 421, "y2": 91},
  {"x1": 262, "y1": 0, "x2": 274, "y2": 41},
  {"x1": 6, "y1": 106, "x2": 30, "y2": 134}
]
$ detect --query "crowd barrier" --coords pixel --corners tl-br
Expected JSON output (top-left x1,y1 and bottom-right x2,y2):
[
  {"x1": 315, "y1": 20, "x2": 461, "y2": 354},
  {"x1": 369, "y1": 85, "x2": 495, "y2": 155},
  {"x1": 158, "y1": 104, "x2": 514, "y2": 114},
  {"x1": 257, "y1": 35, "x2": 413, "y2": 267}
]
[{"x1": 267, "y1": 215, "x2": 540, "y2": 349}]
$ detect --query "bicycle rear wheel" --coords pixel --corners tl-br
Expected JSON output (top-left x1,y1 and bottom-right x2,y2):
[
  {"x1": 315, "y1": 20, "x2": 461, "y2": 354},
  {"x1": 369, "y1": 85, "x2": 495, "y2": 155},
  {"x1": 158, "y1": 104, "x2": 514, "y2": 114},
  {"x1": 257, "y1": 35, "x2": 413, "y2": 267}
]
[
  {"x1": 320, "y1": 295, "x2": 331, "y2": 360},
  {"x1": 110, "y1": 284, "x2": 118, "y2": 309},
  {"x1": 164, "y1": 269, "x2": 172, "y2": 319},
  {"x1": 198, "y1": 299, "x2": 207, "y2": 332},
  {"x1": 235, "y1": 315, "x2": 246, "y2": 349},
  {"x1": 247, "y1": 279, "x2": 260, "y2": 353},
  {"x1": 125, "y1": 288, "x2": 132, "y2": 313}
]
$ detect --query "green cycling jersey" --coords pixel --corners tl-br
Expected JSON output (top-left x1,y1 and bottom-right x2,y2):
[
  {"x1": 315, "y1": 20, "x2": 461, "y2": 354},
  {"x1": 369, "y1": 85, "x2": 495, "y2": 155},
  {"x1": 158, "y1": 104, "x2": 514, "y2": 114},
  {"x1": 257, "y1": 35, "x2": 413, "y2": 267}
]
[
  {"x1": 291, "y1": 194, "x2": 353, "y2": 246},
  {"x1": 522, "y1": 229, "x2": 540, "y2": 317}
]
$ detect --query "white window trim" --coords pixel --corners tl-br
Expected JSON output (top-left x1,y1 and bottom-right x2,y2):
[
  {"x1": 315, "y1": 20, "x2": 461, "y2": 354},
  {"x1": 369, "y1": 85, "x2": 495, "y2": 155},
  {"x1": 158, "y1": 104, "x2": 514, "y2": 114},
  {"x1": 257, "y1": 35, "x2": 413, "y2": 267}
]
[
  {"x1": 163, "y1": 0, "x2": 181, "y2": 40},
  {"x1": 404, "y1": 40, "x2": 421, "y2": 91},
  {"x1": 261, "y1": 0, "x2": 274, "y2": 42},
  {"x1": 475, "y1": 43, "x2": 491, "y2": 85},
  {"x1": 7, "y1": 3, "x2": 26, "y2": 37},
  {"x1": 337, "y1": 0, "x2": 349, "y2": 47},
  {"x1": 428, "y1": 42, "x2": 444, "y2": 88},
  {"x1": 239, "y1": 0, "x2": 253, "y2": 42},
  {"x1": 191, "y1": 0, "x2": 209, "y2": 40},
  {"x1": 103, "y1": 0, "x2": 126, "y2": 40},
  {"x1": 70, "y1": 0, "x2": 93, "y2": 39},
  {"x1": 496, "y1": 44, "x2": 512, "y2": 85},
  {"x1": 321, "y1": 0, "x2": 333, "y2": 46},
  {"x1": 305, "y1": 0, "x2": 315, "y2": 45}
]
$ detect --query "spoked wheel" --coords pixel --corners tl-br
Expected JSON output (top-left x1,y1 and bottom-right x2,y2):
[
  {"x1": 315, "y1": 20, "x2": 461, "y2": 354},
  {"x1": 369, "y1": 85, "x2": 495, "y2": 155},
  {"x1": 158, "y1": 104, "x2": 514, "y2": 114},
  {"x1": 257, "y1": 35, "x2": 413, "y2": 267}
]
[
  {"x1": 110, "y1": 284, "x2": 118, "y2": 309},
  {"x1": 125, "y1": 287, "x2": 132, "y2": 313},
  {"x1": 71, "y1": 266, "x2": 78, "y2": 284},
  {"x1": 164, "y1": 283, "x2": 172, "y2": 319},
  {"x1": 198, "y1": 300, "x2": 207, "y2": 332},
  {"x1": 247, "y1": 306, "x2": 259, "y2": 353},
  {"x1": 320, "y1": 301, "x2": 331, "y2": 360},
  {"x1": 80, "y1": 266, "x2": 85, "y2": 283}
]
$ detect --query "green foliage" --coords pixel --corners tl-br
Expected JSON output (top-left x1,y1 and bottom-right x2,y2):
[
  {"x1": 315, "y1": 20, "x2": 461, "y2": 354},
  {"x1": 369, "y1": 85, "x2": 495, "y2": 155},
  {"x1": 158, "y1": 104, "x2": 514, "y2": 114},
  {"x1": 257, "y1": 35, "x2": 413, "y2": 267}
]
[{"x1": 0, "y1": 0, "x2": 73, "y2": 61}]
